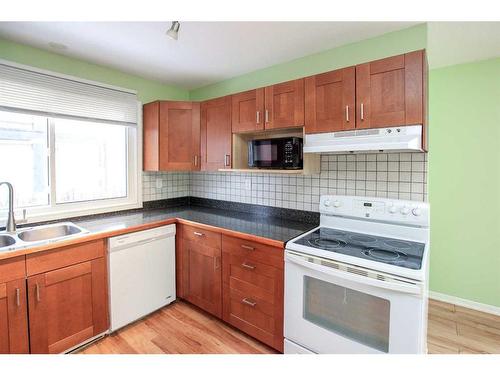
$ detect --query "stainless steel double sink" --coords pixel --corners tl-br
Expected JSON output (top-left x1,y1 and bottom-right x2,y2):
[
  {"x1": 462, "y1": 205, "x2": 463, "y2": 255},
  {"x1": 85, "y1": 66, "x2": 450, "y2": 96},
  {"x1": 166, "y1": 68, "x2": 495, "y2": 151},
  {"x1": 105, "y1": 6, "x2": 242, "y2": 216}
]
[{"x1": 0, "y1": 222, "x2": 89, "y2": 252}]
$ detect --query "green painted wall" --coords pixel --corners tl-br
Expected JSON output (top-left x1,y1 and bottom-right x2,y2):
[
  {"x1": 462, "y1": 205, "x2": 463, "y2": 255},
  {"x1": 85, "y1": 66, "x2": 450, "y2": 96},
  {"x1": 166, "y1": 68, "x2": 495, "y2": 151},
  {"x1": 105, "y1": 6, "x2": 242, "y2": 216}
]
[
  {"x1": 0, "y1": 38, "x2": 189, "y2": 103},
  {"x1": 428, "y1": 57, "x2": 500, "y2": 307},
  {"x1": 189, "y1": 23, "x2": 427, "y2": 100}
]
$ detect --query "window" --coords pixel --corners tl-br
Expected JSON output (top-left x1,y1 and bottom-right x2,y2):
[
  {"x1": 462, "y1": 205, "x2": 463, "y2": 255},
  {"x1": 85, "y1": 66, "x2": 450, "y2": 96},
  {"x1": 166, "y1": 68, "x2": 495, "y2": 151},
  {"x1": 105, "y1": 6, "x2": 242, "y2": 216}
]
[
  {"x1": 0, "y1": 111, "x2": 49, "y2": 209},
  {"x1": 53, "y1": 118, "x2": 128, "y2": 204},
  {"x1": 0, "y1": 61, "x2": 140, "y2": 222},
  {"x1": 0, "y1": 109, "x2": 140, "y2": 220}
]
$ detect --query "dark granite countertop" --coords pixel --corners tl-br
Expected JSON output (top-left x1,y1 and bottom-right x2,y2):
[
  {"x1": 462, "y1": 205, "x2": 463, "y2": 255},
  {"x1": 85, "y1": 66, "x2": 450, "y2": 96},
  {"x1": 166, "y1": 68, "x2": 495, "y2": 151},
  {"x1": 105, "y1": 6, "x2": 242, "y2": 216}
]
[{"x1": 74, "y1": 204, "x2": 317, "y2": 244}]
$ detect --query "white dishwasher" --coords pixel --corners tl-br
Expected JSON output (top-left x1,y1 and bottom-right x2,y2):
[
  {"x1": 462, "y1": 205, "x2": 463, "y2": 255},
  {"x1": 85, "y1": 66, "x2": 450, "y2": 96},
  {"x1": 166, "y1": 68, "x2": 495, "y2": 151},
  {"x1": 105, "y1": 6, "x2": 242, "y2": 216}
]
[{"x1": 108, "y1": 224, "x2": 176, "y2": 332}]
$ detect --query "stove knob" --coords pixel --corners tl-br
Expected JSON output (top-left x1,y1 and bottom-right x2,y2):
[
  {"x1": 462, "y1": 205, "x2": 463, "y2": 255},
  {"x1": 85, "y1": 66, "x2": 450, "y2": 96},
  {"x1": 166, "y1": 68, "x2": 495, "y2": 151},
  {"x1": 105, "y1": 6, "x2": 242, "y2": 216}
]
[
  {"x1": 388, "y1": 205, "x2": 397, "y2": 214},
  {"x1": 333, "y1": 200, "x2": 341, "y2": 208},
  {"x1": 412, "y1": 207, "x2": 422, "y2": 216},
  {"x1": 400, "y1": 206, "x2": 410, "y2": 215},
  {"x1": 323, "y1": 199, "x2": 332, "y2": 207}
]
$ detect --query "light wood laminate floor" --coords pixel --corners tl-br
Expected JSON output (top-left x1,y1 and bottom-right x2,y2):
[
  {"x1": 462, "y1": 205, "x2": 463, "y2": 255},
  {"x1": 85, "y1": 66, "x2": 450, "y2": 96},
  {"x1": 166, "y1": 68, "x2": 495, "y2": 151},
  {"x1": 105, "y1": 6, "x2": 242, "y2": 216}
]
[{"x1": 79, "y1": 299, "x2": 500, "y2": 354}]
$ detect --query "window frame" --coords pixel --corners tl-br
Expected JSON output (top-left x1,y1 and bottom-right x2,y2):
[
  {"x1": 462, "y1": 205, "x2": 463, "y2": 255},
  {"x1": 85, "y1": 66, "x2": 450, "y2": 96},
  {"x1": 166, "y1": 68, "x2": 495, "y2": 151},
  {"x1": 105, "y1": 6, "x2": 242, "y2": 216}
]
[{"x1": 0, "y1": 62, "x2": 143, "y2": 224}]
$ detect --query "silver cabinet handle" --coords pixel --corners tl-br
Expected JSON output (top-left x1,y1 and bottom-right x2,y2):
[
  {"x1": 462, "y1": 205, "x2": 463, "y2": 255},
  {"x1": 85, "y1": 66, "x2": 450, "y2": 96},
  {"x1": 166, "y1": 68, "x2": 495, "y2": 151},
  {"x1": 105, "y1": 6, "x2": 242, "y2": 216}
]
[
  {"x1": 241, "y1": 262, "x2": 256, "y2": 270},
  {"x1": 15, "y1": 288, "x2": 20, "y2": 307},
  {"x1": 193, "y1": 231, "x2": 204, "y2": 237},
  {"x1": 224, "y1": 154, "x2": 231, "y2": 167},
  {"x1": 360, "y1": 103, "x2": 365, "y2": 121},
  {"x1": 345, "y1": 105, "x2": 350, "y2": 122},
  {"x1": 35, "y1": 283, "x2": 41, "y2": 302},
  {"x1": 242, "y1": 298, "x2": 257, "y2": 307},
  {"x1": 256, "y1": 111, "x2": 261, "y2": 124},
  {"x1": 265, "y1": 109, "x2": 269, "y2": 123},
  {"x1": 194, "y1": 155, "x2": 198, "y2": 166},
  {"x1": 241, "y1": 244, "x2": 255, "y2": 251},
  {"x1": 214, "y1": 256, "x2": 220, "y2": 270}
]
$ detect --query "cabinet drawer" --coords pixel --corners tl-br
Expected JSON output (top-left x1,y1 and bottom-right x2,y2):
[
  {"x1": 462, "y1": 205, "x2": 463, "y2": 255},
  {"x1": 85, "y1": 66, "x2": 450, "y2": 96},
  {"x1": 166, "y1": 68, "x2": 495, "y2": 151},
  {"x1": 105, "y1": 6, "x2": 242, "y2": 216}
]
[
  {"x1": 0, "y1": 256, "x2": 26, "y2": 284},
  {"x1": 182, "y1": 225, "x2": 221, "y2": 249},
  {"x1": 26, "y1": 239, "x2": 105, "y2": 276},
  {"x1": 222, "y1": 235, "x2": 283, "y2": 269},
  {"x1": 228, "y1": 283, "x2": 275, "y2": 317},
  {"x1": 228, "y1": 288, "x2": 275, "y2": 332},
  {"x1": 223, "y1": 254, "x2": 278, "y2": 292}
]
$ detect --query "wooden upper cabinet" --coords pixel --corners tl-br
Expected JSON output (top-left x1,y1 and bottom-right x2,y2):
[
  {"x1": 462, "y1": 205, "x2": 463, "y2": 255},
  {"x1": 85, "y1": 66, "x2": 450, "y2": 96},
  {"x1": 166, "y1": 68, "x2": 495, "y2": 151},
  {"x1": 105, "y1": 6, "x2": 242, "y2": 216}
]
[
  {"x1": 264, "y1": 79, "x2": 304, "y2": 130},
  {"x1": 231, "y1": 89, "x2": 264, "y2": 133},
  {"x1": 305, "y1": 67, "x2": 356, "y2": 134},
  {"x1": 143, "y1": 101, "x2": 201, "y2": 171},
  {"x1": 143, "y1": 101, "x2": 160, "y2": 171},
  {"x1": 201, "y1": 96, "x2": 232, "y2": 171},
  {"x1": 356, "y1": 50, "x2": 425, "y2": 129}
]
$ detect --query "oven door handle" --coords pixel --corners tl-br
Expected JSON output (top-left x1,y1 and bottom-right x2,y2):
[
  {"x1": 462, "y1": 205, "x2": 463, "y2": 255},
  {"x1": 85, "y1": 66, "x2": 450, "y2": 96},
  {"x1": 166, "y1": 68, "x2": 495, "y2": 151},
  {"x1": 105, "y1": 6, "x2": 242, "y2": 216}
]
[{"x1": 286, "y1": 253, "x2": 422, "y2": 295}]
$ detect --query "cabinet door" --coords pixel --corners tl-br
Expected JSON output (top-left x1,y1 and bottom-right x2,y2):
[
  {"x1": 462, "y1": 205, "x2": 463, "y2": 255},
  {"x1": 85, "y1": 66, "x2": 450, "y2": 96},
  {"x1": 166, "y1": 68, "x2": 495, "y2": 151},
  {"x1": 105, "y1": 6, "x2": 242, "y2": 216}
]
[
  {"x1": 159, "y1": 101, "x2": 201, "y2": 171},
  {"x1": 201, "y1": 96, "x2": 232, "y2": 171},
  {"x1": 183, "y1": 239, "x2": 222, "y2": 318},
  {"x1": 28, "y1": 258, "x2": 108, "y2": 354},
  {"x1": 231, "y1": 89, "x2": 264, "y2": 133},
  {"x1": 0, "y1": 279, "x2": 29, "y2": 354},
  {"x1": 356, "y1": 50, "x2": 424, "y2": 129},
  {"x1": 305, "y1": 67, "x2": 355, "y2": 134},
  {"x1": 264, "y1": 79, "x2": 304, "y2": 130}
]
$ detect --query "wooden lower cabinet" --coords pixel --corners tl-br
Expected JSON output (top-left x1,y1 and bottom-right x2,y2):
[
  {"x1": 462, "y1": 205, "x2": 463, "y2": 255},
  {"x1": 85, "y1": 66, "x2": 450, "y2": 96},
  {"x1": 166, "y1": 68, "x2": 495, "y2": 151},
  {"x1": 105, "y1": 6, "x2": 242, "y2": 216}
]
[
  {"x1": 0, "y1": 256, "x2": 29, "y2": 354},
  {"x1": 26, "y1": 240, "x2": 109, "y2": 354},
  {"x1": 0, "y1": 278, "x2": 29, "y2": 354},
  {"x1": 221, "y1": 235, "x2": 284, "y2": 352},
  {"x1": 176, "y1": 225, "x2": 284, "y2": 352},
  {"x1": 179, "y1": 224, "x2": 222, "y2": 318}
]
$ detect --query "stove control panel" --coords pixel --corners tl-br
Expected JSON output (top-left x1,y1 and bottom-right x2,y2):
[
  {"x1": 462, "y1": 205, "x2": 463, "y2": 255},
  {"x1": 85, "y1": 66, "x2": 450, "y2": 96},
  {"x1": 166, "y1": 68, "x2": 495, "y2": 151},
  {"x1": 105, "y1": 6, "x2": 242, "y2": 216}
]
[{"x1": 320, "y1": 195, "x2": 429, "y2": 227}]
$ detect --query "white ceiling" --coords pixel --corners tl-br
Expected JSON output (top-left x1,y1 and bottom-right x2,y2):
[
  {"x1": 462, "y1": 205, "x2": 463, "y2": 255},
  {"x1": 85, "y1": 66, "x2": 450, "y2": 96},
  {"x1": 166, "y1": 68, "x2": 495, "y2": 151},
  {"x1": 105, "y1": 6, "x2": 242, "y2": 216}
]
[
  {"x1": 0, "y1": 22, "x2": 419, "y2": 89},
  {"x1": 427, "y1": 22, "x2": 500, "y2": 69}
]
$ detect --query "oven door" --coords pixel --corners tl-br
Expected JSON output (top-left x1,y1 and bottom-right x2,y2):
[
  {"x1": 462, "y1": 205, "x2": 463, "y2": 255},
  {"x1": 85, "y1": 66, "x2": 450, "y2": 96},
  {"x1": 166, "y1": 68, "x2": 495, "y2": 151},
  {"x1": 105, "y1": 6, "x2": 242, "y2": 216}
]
[{"x1": 284, "y1": 251, "x2": 426, "y2": 354}]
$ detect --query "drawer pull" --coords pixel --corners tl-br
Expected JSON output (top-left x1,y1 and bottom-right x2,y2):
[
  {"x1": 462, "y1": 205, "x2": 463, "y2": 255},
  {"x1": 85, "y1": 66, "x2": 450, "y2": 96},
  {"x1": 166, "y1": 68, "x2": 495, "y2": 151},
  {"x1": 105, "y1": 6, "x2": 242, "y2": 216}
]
[
  {"x1": 241, "y1": 244, "x2": 255, "y2": 251},
  {"x1": 193, "y1": 232, "x2": 205, "y2": 237},
  {"x1": 241, "y1": 262, "x2": 256, "y2": 270},
  {"x1": 242, "y1": 298, "x2": 257, "y2": 307},
  {"x1": 15, "y1": 288, "x2": 20, "y2": 307}
]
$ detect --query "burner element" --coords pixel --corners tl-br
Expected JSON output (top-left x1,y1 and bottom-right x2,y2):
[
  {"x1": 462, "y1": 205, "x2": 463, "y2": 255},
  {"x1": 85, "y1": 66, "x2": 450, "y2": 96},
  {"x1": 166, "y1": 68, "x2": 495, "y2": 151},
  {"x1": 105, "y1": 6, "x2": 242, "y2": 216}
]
[
  {"x1": 308, "y1": 238, "x2": 347, "y2": 250},
  {"x1": 363, "y1": 249, "x2": 408, "y2": 262}
]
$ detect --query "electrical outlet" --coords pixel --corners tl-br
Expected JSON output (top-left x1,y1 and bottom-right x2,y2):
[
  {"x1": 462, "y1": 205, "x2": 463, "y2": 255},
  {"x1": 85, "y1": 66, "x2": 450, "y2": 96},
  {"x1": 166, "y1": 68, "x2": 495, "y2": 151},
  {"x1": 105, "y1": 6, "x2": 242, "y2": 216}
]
[
  {"x1": 245, "y1": 179, "x2": 252, "y2": 190},
  {"x1": 156, "y1": 179, "x2": 162, "y2": 189}
]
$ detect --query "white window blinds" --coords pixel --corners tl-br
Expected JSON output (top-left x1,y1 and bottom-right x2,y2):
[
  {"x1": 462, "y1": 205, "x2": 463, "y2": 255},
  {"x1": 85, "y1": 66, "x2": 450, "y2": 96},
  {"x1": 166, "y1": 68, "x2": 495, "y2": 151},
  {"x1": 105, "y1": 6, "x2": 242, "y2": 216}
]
[{"x1": 0, "y1": 62, "x2": 138, "y2": 126}]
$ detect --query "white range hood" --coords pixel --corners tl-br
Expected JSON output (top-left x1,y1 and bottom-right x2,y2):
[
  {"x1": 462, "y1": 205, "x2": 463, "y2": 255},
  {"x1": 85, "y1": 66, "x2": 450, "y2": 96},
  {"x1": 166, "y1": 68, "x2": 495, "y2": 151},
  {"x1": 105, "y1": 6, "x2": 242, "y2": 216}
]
[{"x1": 303, "y1": 125, "x2": 424, "y2": 154}]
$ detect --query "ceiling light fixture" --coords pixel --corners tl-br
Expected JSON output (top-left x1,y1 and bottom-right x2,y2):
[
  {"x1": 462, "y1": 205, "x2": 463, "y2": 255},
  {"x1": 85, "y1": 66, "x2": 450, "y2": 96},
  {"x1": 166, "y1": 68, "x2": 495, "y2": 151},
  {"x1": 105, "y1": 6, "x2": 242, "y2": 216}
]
[{"x1": 166, "y1": 21, "x2": 180, "y2": 40}]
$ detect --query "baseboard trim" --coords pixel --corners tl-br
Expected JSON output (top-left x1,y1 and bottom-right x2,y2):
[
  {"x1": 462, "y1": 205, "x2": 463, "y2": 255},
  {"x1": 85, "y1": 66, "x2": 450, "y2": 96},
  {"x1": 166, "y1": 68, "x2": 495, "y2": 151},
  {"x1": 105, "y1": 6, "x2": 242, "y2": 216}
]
[{"x1": 429, "y1": 291, "x2": 500, "y2": 316}]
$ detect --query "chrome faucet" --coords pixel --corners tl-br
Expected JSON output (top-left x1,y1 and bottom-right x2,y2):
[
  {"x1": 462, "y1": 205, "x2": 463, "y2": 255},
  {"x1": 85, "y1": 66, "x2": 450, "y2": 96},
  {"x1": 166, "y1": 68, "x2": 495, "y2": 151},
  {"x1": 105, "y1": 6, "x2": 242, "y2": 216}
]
[{"x1": 0, "y1": 182, "x2": 16, "y2": 233}]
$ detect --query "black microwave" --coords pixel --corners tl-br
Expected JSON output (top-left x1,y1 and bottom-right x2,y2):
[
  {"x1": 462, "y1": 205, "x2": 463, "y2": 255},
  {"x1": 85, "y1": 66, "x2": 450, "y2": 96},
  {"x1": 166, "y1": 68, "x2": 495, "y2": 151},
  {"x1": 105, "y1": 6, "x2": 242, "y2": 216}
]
[{"x1": 248, "y1": 137, "x2": 303, "y2": 169}]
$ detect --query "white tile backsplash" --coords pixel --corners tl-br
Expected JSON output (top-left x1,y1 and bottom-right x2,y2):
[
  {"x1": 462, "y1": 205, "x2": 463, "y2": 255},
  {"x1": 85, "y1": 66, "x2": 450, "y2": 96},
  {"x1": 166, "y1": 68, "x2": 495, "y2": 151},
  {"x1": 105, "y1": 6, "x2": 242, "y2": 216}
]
[
  {"x1": 143, "y1": 152, "x2": 428, "y2": 212},
  {"x1": 142, "y1": 172, "x2": 190, "y2": 202}
]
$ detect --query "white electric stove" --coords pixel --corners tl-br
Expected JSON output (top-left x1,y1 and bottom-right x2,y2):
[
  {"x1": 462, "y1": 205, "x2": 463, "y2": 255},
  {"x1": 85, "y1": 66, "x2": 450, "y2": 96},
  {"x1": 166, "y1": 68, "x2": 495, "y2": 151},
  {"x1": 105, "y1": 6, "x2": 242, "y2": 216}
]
[{"x1": 284, "y1": 195, "x2": 430, "y2": 354}]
